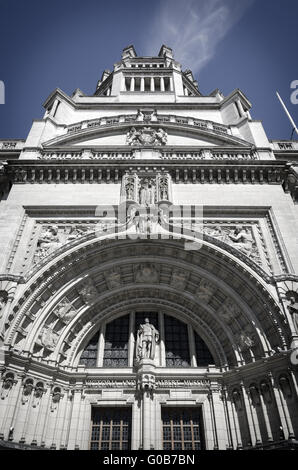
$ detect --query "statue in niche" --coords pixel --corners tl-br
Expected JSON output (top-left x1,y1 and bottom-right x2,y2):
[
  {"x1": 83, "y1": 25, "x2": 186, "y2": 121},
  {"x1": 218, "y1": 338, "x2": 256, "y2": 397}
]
[
  {"x1": 195, "y1": 279, "x2": 214, "y2": 303},
  {"x1": 228, "y1": 226, "x2": 254, "y2": 258},
  {"x1": 238, "y1": 333, "x2": 254, "y2": 352},
  {"x1": 124, "y1": 176, "x2": 135, "y2": 201},
  {"x1": 287, "y1": 293, "x2": 298, "y2": 333},
  {"x1": 79, "y1": 279, "x2": 98, "y2": 305},
  {"x1": 54, "y1": 298, "x2": 77, "y2": 324},
  {"x1": 38, "y1": 327, "x2": 59, "y2": 351},
  {"x1": 135, "y1": 264, "x2": 159, "y2": 283},
  {"x1": 139, "y1": 180, "x2": 155, "y2": 206},
  {"x1": 158, "y1": 176, "x2": 169, "y2": 200},
  {"x1": 136, "y1": 318, "x2": 159, "y2": 361}
]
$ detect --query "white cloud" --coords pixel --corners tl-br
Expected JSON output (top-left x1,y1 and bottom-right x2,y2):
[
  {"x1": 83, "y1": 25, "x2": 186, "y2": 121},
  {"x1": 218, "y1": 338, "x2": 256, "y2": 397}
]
[{"x1": 143, "y1": 0, "x2": 254, "y2": 73}]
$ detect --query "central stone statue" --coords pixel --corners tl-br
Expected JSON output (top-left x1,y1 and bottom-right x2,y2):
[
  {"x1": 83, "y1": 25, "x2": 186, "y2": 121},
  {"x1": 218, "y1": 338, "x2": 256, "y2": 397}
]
[{"x1": 136, "y1": 318, "x2": 159, "y2": 361}]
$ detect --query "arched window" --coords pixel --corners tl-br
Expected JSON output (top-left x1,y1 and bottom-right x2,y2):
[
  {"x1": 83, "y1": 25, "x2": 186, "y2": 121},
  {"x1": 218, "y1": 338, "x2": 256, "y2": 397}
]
[{"x1": 79, "y1": 312, "x2": 215, "y2": 368}]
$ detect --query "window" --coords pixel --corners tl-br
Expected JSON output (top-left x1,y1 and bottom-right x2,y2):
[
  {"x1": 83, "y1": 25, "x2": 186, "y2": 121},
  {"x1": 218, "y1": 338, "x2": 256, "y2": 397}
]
[
  {"x1": 103, "y1": 315, "x2": 129, "y2": 367},
  {"x1": 194, "y1": 332, "x2": 214, "y2": 366},
  {"x1": 79, "y1": 331, "x2": 99, "y2": 367},
  {"x1": 164, "y1": 315, "x2": 190, "y2": 367},
  {"x1": 79, "y1": 312, "x2": 215, "y2": 368},
  {"x1": 162, "y1": 408, "x2": 204, "y2": 450},
  {"x1": 90, "y1": 407, "x2": 131, "y2": 450}
]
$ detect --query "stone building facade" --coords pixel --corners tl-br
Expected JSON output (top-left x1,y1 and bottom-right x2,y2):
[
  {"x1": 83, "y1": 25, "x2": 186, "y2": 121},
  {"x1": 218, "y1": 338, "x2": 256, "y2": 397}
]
[{"x1": 0, "y1": 45, "x2": 298, "y2": 450}]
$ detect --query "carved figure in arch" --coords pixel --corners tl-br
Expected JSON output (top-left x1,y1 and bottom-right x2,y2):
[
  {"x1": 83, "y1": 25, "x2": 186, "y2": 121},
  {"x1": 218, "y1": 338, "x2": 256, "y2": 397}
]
[
  {"x1": 35, "y1": 225, "x2": 61, "y2": 261},
  {"x1": 228, "y1": 226, "x2": 254, "y2": 257},
  {"x1": 238, "y1": 333, "x2": 254, "y2": 352},
  {"x1": 287, "y1": 293, "x2": 298, "y2": 334},
  {"x1": 135, "y1": 264, "x2": 159, "y2": 283},
  {"x1": 0, "y1": 290, "x2": 8, "y2": 320},
  {"x1": 195, "y1": 279, "x2": 214, "y2": 303},
  {"x1": 54, "y1": 298, "x2": 77, "y2": 324},
  {"x1": 38, "y1": 327, "x2": 59, "y2": 351},
  {"x1": 135, "y1": 318, "x2": 159, "y2": 361}
]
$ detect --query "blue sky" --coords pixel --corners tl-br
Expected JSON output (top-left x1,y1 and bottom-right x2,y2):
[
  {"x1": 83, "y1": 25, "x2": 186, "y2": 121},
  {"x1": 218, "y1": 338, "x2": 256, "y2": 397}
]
[{"x1": 0, "y1": 0, "x2": 297, "y2": 140}]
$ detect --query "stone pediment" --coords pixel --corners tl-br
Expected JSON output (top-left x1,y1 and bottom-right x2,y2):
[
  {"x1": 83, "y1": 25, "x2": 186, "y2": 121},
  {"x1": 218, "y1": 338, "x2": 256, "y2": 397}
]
[{"x1": 42, "y1": 113, "x2": 252, "y2": 149}]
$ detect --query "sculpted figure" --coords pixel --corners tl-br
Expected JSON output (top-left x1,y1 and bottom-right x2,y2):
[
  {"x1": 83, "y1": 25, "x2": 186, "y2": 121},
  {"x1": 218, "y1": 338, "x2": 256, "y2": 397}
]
[
  {"x1": 228, "y1": 226, "x2": 253, "y2": 257},
  {"x1": 136, "y1": 318, "x2": 159, "y2": 361},
  {"x1": 288, "y1": 295, "x2": 298, "y2": 333},
  {"x1": 139, "y1": 182, "x2": 155, "y2": 206},
  {"x1": 155, "y1": 128, "x2": 167, "y2": 145},
  {"x1": 36, "y1": 226, "x2": 60, "y2": 259}
]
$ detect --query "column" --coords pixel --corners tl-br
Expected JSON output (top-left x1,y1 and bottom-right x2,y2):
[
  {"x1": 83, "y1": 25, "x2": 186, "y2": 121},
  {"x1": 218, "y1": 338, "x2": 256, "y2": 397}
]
[
  {"x1": 240, "y1": 383, "x2": 256, "y2": 446},
  {"x1": 128, "y1": 312, "x2": 135, "y2": 367},
  {"x1": 131, "y1": 400, "x2": 141, "y2": 450},
  {"x1": 188, "y1": 324, "x2": 197, "y2": 367},
  {"x1": 221, "y1": 388, "x2": 234, "y2": 449},
  {"x1": 247, "y1": 386, "x2": 262, "y2": 444},
  {"x1": 140, "y1": 77, "x2": 145, "y2": 92},
  {"x1": 268, "y1": 373, "x2": 289, "y2": 439},
  {"x1": 207, "y1": 392, "x2": 218, "y2": 449},
  {"x1": 158, "y1": 312, "x2": 166, "y2": 367},
  {"x1": 67, "y1": 389, "x2": 83, "y2": 449},
  {"x1": 130, "y1": 77, "x2": 135, "y2": 92},
  {"x1": 142, "y1": 390, "x2": 152, "y2": 450},
  {"x1": 259, "y1": 387, "x2": 273, "y2": 442},
  {"x1": 228, "y1": 390, "x2": 242, "y2": 449},
  {"x1": 169, "y1": 77, "x2": 174, "y2": 92},
  {"x1": 160, "y1": 77, "x2": 165, "y2": 92},
  {"x1": 96, "y1": 324, "x2": 105, "y2": 367},
  {"x1": 150, "y1": 77, "x2": 155, "y2": 92},
  {"x1": 211, "y1": 387, "x2": 229, "y2": 449}
]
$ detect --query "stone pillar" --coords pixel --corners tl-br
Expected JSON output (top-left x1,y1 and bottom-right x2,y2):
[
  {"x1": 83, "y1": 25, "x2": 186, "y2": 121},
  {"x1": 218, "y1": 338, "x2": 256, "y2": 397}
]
[
  {"x1": 227, "y1": 389, "x2": 242, "y2": 449},
  {"x1": 247, "y1": 385, "x2": 262, "y2": 444},
  {"x1": 240, "y1": 382, "x2": 256, "y2": 446},
  {"x1": 169, "y1": 77, "x2": 174, "y2": 92},
  {"x1": 130, "y1": 77, "x2": 135, "y2": 92},
  {"x1": 128, "y1": 312, "x2": 135, "y2": 367},
  {"x1": 160, "y1": 77, "x2": 165, "y2": 92},
  {"x1": 210, "y1": 386, "x2": 229, "y2": 449},
  {"x1": 67, "y1": 389, "x2": 83, "y2": 449},
  {"x1": 143, "y1": 390, "x2": 151, "y2": 450},
  {"x1": 259, "y1": 385, "x2": 273, "y2": 442},
  {"x1": 268, "y1": 373, "x2": 290, "y2": 439},
  {"x1": 150, "y1": 77, "x2": 155, "y2": 92},
  {"x1": 0, "y1": 373, "x2": 22, "y2": 441},
  {"x1": 131, "y1": 400, "x2": 141, "y2": 450},
  {"x1": 188, "y1": 324, "x2": 197, "y2": 367},
  {"x1": 159, "y1": 312, "x2": 166, "y2": 367},
  {"x1": 137, "y1": 359, "x2": 156, "y2": 450},
  {"x1": 140, "y1": 77, "x2": 145, "y2": 92},
  {"x1": 96, "y1": 324, "x2": 105, "y2": 367}
]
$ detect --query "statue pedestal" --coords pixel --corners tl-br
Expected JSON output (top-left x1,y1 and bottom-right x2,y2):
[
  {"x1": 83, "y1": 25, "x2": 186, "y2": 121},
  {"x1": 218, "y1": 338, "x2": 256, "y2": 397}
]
[{"x1": 137, "y1": 358, "x2": 155, "y2": 370}]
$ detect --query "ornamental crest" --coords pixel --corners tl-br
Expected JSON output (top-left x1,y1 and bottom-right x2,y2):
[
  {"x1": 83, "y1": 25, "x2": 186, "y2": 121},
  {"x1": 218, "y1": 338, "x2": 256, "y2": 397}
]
[{"x1": 126, "y1": 127, "x2": 167, "y2": 146}]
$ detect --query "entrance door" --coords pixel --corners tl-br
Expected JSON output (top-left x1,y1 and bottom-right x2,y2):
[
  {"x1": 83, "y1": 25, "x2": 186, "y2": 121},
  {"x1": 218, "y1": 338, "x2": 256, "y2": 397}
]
[
  {"x1": 161, "y1": 407, "x2": 205, "y2": 450},
  {"x1": 90, "y1": 407, "x2": 132, "y2": 450}
]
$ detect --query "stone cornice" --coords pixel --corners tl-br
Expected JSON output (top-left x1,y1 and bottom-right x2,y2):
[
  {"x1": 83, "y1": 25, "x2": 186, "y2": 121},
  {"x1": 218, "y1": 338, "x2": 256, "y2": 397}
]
[{"x1": 6, "y1": 159, "x2": 287, "y2": 186}]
